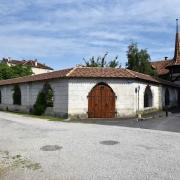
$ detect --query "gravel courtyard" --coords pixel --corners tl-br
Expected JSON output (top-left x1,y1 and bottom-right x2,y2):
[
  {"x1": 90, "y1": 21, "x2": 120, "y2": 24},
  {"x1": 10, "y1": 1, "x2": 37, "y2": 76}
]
[{"x1": 0, "y1": 111, "x2": 180, "y2": 180}]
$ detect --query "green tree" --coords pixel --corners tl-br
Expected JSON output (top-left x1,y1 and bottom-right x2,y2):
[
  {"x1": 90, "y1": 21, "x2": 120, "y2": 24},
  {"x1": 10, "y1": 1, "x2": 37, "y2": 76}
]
[
  {"x1": 32, "y1": 91, "x2": 47, "y2": 115},
  {"x1": 0, "y1": 62, "x2": 33, "y2": 80},
  {"x1": 108, "y1": 56, "x2": 121, "y2": 68},
  {"x1": 0, "y1": 63, "x2": 14, "y2": 80},
  {"x1": 11, "y1": 64, "x2": 33, "y2": 78},
  {"x1": 126, "y1": 42, "x2": 156, "y2": 76},
  {"x1": 83, "y1": 53, "x2": 120, "y2": 68}
]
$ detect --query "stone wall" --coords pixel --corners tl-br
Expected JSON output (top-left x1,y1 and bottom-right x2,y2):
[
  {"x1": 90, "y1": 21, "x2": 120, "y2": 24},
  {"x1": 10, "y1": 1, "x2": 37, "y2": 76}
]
[
  {"x1": 0, "y1": 79, "x2": 69, "y2": 117},
  {"x1": 68, "y1": 79, "x2": 138, "y2": 119},
  {"x1": 68, "y1": 79, "x2": 179, "y2": 119},
  {"x1": 0, "y1": 78, "x2": 179, "y2": 119}
]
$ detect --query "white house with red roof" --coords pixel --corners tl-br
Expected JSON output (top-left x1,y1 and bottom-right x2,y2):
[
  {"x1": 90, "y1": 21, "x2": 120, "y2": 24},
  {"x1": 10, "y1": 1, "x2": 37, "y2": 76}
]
[
  {"x1": 0, "y1": 67, "x2": 179, "y2": 119},
  {"x1": 2, "y1": 58, "x2": 53, "y2": 75},
  {"x1": 0, "y1": 20, "x2": 180, "y2": 119}
]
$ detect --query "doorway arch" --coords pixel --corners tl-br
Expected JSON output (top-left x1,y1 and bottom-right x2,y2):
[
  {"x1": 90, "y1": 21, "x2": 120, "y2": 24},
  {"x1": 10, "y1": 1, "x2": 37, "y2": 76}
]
[
  {"x1": 88, "y1": 82, "x2": 116, "y2": 118},
  {"x1": 165, "y1": 88, "x2": 170, "y2": 106},
  {"x1": 13, "y1": 85, "x2": 21, "y2": 105},
  {"x1": 144, "y1": 85, "x2": 153, "y2": 108}
]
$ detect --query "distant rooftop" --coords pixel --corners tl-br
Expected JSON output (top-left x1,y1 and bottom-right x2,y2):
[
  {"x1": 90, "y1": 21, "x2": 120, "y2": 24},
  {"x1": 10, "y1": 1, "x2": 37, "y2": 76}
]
[
  {"x1": 2, "y1": 57, "x2": 53, "y2": 70},
  {"x1": 151, "y1": 19, "x2": 180, "y2": 76}
]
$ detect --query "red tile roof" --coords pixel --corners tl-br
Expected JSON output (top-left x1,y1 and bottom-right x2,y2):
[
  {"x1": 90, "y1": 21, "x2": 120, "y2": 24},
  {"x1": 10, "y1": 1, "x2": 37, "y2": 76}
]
[
  {"x1": 0, "y1": 67, "x2": 179, "y2": 88},
  {"x1": 68, "y1": 67, "x2": 134, "y2": 78},
  {"x1": 0, "y1": 68, "x2": 72, "y2": 86},
  {"x1": 151, "y1": 59, "x2": 173, "y2": 75}
]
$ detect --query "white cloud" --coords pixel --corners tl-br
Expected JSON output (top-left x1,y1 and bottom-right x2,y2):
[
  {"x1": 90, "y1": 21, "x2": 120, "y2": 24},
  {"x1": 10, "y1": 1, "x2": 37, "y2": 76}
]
[{"x1": 0, "y1": 0, "x2": 179, "y2": 68}]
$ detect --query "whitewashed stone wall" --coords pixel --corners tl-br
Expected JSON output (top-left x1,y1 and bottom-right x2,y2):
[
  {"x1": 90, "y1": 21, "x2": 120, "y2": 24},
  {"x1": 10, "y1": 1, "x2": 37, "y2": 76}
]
[
  {"x1": 31, "y1": 67, "x2": 53, "y2": 75},
  {"x1": 0, "y1": 79, "x2": 69, "y2": 117},
  {"x1": 161, "y1": 86, "x2": 178, "y2": 107},
  {"x1": 49, "y1": 79, "x2": 69, "y2": 117},
  {"x1": 68, "y1": 79, "x2": 179, "y2": 118},
  {"x1": 0, "y1": 78, "x2": 179, "y2": 119},
  {"x1": 68, "y1": 78, "x2": 136, "y2": 118},
  {"x1": 133, "y1": 82, "x2": 161, "y2": 112}
]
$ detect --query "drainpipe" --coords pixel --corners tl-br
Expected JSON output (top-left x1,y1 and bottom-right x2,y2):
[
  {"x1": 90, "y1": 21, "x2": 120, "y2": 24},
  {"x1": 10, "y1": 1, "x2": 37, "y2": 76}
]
[
  {"x1": 135, "y1": 85, "x2": 141, "y2": 120},
  {"x1": 137, "y1": 85, "x2": 141, "y2": 120}
]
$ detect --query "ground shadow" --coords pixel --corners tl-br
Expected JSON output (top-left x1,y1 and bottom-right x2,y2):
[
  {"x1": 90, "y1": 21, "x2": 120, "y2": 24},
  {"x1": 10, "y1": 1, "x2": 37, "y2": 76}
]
[{"x1": 72, "y1": 107, "x2": 180, "y2": 133}]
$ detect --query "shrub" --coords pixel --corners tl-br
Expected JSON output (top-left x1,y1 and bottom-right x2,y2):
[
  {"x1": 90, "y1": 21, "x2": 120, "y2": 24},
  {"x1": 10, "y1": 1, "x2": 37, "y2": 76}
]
[{"x1": 32, "y1": 91, "x2": 47, "y2": 115}]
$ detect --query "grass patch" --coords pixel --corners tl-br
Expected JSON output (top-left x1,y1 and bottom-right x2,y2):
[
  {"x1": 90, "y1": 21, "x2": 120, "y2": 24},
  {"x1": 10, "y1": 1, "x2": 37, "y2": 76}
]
[
  {"x1": 1, "y1": 110, "x2": 64, "y2": 122},
  {"x1": 0, "y1": 150, "x2": 41, "y2": 172}
]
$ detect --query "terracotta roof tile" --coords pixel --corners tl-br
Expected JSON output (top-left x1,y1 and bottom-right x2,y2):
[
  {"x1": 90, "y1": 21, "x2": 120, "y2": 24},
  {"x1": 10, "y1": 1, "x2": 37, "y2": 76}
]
[
  {"x1": 151, "y1": 59, "x2": 173, "y2": 75},
  {"x1": 127, "y1": 69, "x2": 159, "y2": 83},
  {"x1": 68, "y1": 67, "x2": 135, "y2": 78},
  {"x1": 0, "y1": 67, "x2": 179, "y2": 88},
  {"x1": 0, "y1": 68, "x2": 72, "y2": 86},
  {"x1": 125, "y1": 69, "x2": 180, "y2": 87}
]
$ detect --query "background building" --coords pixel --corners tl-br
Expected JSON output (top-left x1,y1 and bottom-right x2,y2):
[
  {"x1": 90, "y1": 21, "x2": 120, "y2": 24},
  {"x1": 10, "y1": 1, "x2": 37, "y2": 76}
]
[
  {"x1": 0, "y1": 67, "x2": 179, "y2": 119},
  {"x1": 1, "y1": 58, "x2": 53, "y2": 74},
  {"x1": 151, "y1": 19, "x2": 180, "y2": 84}
]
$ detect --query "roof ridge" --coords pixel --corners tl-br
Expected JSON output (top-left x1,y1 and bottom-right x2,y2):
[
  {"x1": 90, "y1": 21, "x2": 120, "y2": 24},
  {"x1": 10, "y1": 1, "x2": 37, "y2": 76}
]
[
  {"x1": 125, "y1": 69, "x2": 137, "y2": 78},
  {"x1": 131, "y1": 70, "x2": 152, "y2": 77},
  {"x1": 66, "y1": 67, "x2": 77, "y2": 77},
  {"x1": 151, "y1": 59, "x2": 173, "y2": 63}
]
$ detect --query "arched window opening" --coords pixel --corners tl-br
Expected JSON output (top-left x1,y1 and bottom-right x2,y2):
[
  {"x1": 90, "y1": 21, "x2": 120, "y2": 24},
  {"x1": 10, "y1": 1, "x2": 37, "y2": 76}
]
[
  {"x1": 165, "y1": 88, "x2": 170, "y2": 106},
  {"x1": 144, "y1": 85, "x2": 153, "y2": 108},
  {"x1": 13, "y1": 85, "x2": 21, "y2": 105},
  {"x1": 0, "y1": 90, "x2": 1, "y2": 104},
  {"x1": 42, "y1": 83, "x2": 54, "y2": 107}
]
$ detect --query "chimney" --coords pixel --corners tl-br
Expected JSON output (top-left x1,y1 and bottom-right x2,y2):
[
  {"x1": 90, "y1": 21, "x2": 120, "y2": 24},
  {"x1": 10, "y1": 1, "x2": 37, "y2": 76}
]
[
  {"x1": 34, "y1": 59, "x2": 38, "y2": 66},
  {"x1": 164, "y1": 56, "x2": 168, "y2": 60},
  {"x1": 7, "y1": 57, "x2": 11, "y2": 62}
]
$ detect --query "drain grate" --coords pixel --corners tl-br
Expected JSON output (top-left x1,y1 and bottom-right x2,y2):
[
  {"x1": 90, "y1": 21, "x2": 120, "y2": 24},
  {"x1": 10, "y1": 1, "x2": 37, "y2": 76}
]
[
  {"x1": 40, "y1": 145, "x2": 63, "y2": 151},
  {"x1": 100, "y1": 140, "x2": 119, "y2": 145}
]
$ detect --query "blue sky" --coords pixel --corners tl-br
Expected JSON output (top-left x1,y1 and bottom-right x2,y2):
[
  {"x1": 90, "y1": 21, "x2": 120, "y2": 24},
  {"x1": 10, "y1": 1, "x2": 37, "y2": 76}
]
[{"x1": 0, "y1": 0, "x2": 179, "y2": 70}]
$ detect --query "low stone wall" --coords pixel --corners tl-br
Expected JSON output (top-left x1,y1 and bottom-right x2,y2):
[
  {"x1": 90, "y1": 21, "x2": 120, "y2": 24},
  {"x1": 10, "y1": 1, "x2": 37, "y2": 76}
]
[
  {"x1": 43, "y1": 107, "x2": 68, "y2": 118},
  {"x1": 0, "y1": 104, "x2": 30, "y2": 113}
]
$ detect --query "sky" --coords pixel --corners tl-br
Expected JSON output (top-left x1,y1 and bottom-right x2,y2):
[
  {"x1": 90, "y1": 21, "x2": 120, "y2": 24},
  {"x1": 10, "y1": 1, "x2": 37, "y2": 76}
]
[{"x1": 0, "y1": 0, "x2": 179, "y2": 70}]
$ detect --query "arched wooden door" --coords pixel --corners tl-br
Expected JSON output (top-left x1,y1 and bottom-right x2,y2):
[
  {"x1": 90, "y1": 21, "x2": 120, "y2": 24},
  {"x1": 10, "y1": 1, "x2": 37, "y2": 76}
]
[{"x1": 88, "y1": 83, "x2": 116, "y2": 118}]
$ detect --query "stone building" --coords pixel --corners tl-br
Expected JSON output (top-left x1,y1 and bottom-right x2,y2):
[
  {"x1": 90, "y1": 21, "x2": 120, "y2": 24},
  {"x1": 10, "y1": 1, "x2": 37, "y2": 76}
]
[
  {"x1": 2, "y1": 58, "x2": 53, "y2": 74},
  {"x1": 0, "y1": 67, "x2": 179, "y2": 119}
]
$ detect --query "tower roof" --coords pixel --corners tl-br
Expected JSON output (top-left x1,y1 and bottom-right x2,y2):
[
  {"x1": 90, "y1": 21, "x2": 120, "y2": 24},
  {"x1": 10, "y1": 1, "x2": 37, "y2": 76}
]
[{"x1": 173, "y1": 18, "x2": 180, "y2": 64}]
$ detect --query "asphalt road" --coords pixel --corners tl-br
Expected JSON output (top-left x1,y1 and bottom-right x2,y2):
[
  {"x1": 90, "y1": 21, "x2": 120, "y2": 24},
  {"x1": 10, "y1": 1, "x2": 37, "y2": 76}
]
[
  {"x1": 93, "y1": 108, "x2": 180, "y2": 133},
  {"x1": 0, "y1": 111, "x2": 180, "y2": 180}
]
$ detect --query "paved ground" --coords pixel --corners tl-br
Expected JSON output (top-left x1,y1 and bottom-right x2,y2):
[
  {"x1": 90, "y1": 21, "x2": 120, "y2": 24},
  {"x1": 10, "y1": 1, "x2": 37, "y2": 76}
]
[
  {"x1": 0, "y1": 110, "x2": 180, "y2": 180},
  {"x1": 91, "y1": 108, "x2": 180, "y2": 133}
]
